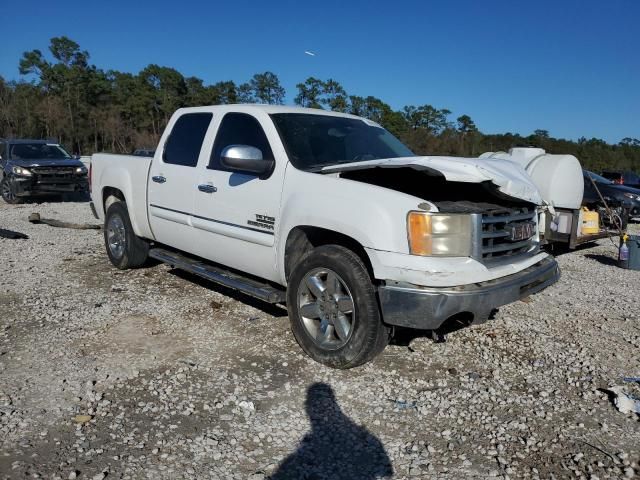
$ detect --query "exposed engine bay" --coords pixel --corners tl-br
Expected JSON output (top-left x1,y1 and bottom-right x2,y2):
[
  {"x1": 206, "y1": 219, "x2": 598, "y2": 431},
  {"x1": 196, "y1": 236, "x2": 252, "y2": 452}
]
[{"x1": 337, "y1": 167, "x2": 535, "y2": 213}]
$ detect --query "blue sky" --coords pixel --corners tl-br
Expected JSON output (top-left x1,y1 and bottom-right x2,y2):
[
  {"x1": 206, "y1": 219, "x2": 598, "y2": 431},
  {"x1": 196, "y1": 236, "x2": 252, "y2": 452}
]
[{"x1": 1, "y1": 0, "x2": 638, "y2": 143}]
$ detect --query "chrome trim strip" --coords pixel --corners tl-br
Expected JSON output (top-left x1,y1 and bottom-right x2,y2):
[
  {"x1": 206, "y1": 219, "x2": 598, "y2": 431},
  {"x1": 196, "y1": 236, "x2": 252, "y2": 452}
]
[{"x1": 149, "y1": 203, "x2": 274, "y2": 236}]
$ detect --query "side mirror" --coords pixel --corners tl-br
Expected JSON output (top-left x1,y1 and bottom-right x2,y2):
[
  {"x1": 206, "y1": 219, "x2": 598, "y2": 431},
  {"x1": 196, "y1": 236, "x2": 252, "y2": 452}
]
[{"x1": 220, "y1": 145, "x2": 274, "y2": 175}]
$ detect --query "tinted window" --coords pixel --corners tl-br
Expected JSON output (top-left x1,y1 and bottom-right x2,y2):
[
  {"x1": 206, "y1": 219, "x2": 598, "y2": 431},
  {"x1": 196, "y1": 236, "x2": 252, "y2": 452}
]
[
  {"x1": 270, "y1": 113, "x2": 414, "y2": 171},
  {"x1": 209, "y1": 113, "x2": 274, "y2": 170},
  {"x1": 163, "y1": 113, "x2": 212, "y2": 167}
]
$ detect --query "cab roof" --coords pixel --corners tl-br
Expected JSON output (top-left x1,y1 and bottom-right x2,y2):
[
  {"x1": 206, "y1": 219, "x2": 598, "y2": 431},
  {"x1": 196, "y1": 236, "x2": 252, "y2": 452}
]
[{"x1": 173, "y1": 104, "x2": 368, "y2": 121}]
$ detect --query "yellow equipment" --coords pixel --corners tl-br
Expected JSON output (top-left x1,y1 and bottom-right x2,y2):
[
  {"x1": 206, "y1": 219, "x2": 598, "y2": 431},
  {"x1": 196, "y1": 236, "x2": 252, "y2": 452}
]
[{"x1": 581, "y1": 207, "x2": 599, "y2": 235}]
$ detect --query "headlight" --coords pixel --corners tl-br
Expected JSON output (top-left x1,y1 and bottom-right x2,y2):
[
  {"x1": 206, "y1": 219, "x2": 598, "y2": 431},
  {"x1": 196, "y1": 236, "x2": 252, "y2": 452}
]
[
  {"x1": 11, "y1": 166, "x2": 33, "y2": 176},
  {"x1": 407, "y1": 212, "x2": 473, "y2": 256},
  {"x1": 75, "y1": 166, "x2": 88, "y2": 175},
  {"x1": 623, "y1": 193, "x2": 640, "y2": 201}
]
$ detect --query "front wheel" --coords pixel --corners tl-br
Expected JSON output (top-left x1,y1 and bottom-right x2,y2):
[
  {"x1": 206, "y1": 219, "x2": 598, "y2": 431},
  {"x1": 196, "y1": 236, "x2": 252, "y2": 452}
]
[
  {"x1": 287, "y1": 245, "x2": 390, "y2": 369},
  {"x1": 104, "y1": 201, "x2": 149, "y2": 269},
  {"x1": 1, "y1": 177, "x2": 22, "y2": 204}
]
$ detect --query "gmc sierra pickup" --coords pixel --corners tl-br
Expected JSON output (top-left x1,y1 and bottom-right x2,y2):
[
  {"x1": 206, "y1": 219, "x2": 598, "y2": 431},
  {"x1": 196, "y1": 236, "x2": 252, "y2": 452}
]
[{"x1": 90, "y1": 105, "x2": 560, "y2": 368}]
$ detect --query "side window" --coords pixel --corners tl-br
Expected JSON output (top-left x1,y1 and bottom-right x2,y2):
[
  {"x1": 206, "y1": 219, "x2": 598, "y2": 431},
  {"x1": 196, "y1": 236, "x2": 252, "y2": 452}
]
[
  {"x1": 163, "y1": 113, "x2": 212, "y2": 167},
  {"x1": 209, "y1": 113, "x2": 274, "y2": 170}
]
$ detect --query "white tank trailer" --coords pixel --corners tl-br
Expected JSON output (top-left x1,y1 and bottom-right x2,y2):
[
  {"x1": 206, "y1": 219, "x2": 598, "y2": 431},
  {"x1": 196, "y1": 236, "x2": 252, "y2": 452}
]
[{"x1": 480, "y1": 147, "x2": 613, "y2": 248}]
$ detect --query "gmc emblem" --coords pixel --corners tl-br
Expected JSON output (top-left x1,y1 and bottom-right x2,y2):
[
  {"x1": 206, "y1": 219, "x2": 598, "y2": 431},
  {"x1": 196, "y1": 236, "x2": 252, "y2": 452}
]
[{"x1": 506, "y1": 222, "x2": 535, "y2": 241}]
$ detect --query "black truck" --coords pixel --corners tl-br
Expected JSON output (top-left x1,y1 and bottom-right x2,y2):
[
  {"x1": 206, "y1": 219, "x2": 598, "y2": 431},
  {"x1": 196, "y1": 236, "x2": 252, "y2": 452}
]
[{"x1": 0, "y1": 139, "x2": 89, "y2": 204}]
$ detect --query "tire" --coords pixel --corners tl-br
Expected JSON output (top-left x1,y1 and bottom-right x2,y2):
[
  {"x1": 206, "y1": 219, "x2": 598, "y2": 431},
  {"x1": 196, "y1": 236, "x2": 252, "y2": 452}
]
[
  {"x1": 104, "y1": 201, "x2": 149, "y2": 269},
  {"x1": 286, "y1": 245, "x2": 390, "y2": 369},
  {"x1": 1, "y1": 176, "x2": 22, "y2": 204}
]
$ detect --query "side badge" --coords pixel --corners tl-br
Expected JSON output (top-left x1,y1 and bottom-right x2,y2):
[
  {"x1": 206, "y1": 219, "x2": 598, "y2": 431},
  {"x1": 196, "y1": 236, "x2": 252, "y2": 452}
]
[{"x1": 248, "y1": 214, "x2": 276, "y2": 231}]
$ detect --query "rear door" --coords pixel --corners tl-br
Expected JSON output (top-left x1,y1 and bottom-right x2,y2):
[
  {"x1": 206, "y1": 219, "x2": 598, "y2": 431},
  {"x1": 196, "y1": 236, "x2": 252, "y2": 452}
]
[
  {"x1": 191, "y1": 112, "x2": 285, "y2": 281},
  {"x1": 147, "y1": 112, "x2": 213, "y2": 253}
]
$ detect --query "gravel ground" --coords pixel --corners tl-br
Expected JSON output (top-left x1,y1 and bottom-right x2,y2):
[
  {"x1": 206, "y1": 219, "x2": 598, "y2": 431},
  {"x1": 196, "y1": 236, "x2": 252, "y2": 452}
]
[{"x1": 1, "y1": 199, "x2": 639, "y2": 480}]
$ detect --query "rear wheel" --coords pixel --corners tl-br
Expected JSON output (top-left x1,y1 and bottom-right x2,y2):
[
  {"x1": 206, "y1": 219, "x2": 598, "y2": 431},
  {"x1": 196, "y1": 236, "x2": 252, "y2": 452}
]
[
  {"x1": 287, "y1": 245, "x2": 390, "y2": 369},
  {"x1": 104, "y1": 201, "x2": 149, "y2": 269},
  {"x1": 1, "y1": 177, "x2": 22, "y2": 204}
]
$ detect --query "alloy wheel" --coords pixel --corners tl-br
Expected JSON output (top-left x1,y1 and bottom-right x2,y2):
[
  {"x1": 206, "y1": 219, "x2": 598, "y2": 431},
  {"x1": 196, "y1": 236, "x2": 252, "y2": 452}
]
[
  {"x1": 297, "y1": 268, "x2": 356, "y2": 349},
  {"x1": 106, "y1": 214, "x2": 126, "y2": 259}
]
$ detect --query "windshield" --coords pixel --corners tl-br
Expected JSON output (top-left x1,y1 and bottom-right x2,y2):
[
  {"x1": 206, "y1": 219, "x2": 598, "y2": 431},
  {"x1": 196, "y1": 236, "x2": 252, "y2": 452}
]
[
  {"x1": 270, "y1": 113, "x2": 414, "y2": 171},
  {"x1": 585, "y1": 170, "x2": 613, "y2": 184},
  {"x1": 9, "y1": 143, "x2": 72, "y2": 160}
]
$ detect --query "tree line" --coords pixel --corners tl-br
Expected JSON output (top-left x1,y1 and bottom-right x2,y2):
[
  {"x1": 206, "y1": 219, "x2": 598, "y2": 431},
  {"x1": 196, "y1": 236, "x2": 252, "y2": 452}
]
[{"x1": 0, "y1": 36, "x2": 638, "y2": 173}]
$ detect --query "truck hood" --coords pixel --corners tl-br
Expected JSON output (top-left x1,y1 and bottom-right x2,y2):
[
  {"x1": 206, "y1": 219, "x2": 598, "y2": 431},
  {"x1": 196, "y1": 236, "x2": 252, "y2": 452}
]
[
  {"x1": 8, "y1": 158, "x2": 84, "y2": 168},
  {"x1": 322, "y1": 156, "x2": 542, "y2": 204}
]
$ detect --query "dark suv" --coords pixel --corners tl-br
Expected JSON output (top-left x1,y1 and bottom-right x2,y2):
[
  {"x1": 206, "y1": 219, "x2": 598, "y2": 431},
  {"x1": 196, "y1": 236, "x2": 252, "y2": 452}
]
[{"x1": 0, "y1": 139, "x2": 89, "y2": 204}]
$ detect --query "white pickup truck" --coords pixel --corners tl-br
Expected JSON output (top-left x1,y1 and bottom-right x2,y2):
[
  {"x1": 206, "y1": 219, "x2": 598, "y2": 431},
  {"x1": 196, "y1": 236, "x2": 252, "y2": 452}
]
[{"x1": 90, "y1": 105, "x2": 559, "y2": 368}]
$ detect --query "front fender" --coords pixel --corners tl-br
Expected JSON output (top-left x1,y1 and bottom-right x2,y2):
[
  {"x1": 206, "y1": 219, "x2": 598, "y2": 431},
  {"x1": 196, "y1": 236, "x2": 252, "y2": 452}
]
[{"x1": 275, "y1": 167, "x2": 425, "y2": 284}]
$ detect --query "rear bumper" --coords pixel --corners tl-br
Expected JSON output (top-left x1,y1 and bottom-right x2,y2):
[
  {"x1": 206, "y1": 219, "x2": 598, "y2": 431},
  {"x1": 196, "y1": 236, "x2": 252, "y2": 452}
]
[
  {"x1": 378, "y1": 256, "x2": 560, "y2": 330},
  {"x1": 13, "y1": 176, "x2": 89, "y2": 196}
]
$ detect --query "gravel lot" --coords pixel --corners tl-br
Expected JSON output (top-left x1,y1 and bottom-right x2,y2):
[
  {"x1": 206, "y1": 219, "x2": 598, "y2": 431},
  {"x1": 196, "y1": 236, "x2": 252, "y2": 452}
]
[{"x1": 1, "y1": 199, "x2": 639, "y2": 479}]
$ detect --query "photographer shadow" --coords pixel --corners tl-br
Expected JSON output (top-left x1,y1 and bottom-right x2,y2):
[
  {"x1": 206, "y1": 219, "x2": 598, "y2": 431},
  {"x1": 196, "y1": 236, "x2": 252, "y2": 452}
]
[{"x1": 269, "y1": 382, "x2": 393, "y2": 480}]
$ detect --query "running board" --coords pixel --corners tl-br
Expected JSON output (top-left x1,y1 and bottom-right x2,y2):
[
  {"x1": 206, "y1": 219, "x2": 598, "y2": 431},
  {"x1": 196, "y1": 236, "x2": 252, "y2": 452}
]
[{"x1": 148, "y1": 248, "x2": 286, "y2": 304}]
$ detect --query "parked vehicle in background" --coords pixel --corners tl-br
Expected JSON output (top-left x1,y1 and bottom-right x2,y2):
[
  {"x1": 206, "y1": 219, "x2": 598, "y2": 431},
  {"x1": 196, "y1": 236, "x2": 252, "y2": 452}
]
[
  {"x1": 584, "y1": 170, "x2": 640, "y2": 220},
  {"x1": 91, "y1": 105, "x2": 559, "y2": 368},
  {"x1": 132, "y1": 149, "x2": 155, "y2": 157},
  {"x1": 600, "y1": 170, "x2": 640, "y2": 189},
  {"x1": 0, "y1": 139, "x2": 88, "y2": 204}
]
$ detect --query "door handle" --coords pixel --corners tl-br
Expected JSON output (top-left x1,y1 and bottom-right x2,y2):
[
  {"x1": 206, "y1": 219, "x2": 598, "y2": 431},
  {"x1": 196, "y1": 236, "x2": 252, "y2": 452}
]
[
  {"x1": 152, "y1": 175, "x2": 166, "y2": 184},
  {"x1": 198, "y1": 184, "x2": 217, "y2": 193}
]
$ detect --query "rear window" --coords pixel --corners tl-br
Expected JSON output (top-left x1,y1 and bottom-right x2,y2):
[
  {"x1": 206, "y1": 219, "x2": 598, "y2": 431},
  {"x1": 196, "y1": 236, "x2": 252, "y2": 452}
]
[{"x1": 163, "y1": 113, "x2": 212, "y2": 167}]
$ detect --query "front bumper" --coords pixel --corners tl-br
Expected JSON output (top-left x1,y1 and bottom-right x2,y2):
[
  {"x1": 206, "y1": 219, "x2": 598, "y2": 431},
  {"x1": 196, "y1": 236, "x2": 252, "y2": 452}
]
[
  {"x1": 13, "y1": 175, "x2": 89, "y2": 196},
  {"x1": 378, "y1": 256, "x2": 560, "y2": 330}
]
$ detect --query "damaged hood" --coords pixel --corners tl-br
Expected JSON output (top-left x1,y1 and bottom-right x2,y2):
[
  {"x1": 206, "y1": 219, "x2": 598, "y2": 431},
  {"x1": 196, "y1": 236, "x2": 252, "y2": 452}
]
[{"x1": 322, "y1": 156, "x2": 542, "y2": 204}]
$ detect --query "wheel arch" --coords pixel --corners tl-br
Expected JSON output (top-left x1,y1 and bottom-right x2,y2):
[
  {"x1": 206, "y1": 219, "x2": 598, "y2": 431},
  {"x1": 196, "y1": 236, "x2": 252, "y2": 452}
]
[
  {"x1": 99, "y1": 183, "x2": 152, "y2": 240},
  {"x1": 283, "y1": 226, "x2": 374, "y2": 283},
  {"x1": 102, "y1": 186, "x2": 126, "y2": 212}
]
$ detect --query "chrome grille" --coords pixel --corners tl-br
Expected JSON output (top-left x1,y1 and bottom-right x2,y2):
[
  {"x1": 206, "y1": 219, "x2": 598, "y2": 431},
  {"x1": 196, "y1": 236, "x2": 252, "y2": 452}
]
[{"x1": 480, "y1": 208, "x2": 537, "y2": 264}]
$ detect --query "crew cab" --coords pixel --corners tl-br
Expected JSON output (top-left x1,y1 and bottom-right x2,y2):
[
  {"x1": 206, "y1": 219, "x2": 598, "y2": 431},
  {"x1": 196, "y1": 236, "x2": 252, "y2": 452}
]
[
  {"x1": 90, "y1": 105, "x2": 560, "y2": 368},
  {"x1": 0, "y1": 139, "x2": 88, "y2": 204}
]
